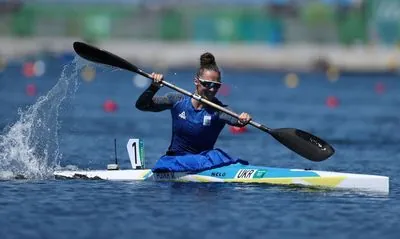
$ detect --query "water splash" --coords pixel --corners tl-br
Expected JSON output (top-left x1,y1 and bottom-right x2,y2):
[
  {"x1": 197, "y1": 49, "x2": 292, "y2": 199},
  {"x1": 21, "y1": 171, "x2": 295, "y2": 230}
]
[{"x1": 0, "y1": 57, "x2": 85, "y2": 179}]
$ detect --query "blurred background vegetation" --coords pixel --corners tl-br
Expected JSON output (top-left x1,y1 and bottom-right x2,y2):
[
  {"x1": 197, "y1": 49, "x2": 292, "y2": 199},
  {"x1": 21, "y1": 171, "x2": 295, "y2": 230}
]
[{"x1": 0, "y1": 0, "x2": 398, "y2": 46}]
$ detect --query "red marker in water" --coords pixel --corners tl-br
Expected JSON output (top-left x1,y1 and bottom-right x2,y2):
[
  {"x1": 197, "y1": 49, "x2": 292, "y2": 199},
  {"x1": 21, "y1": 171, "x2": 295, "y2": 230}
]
[
  {"x1": 26, "y1": 84, "x2": 37, "y2": 96},
  {"x1": 375, "y1": 82, "x2": 386, "y2": 94},
  {"x1": 23, "y1": 62, "x2": 35, "y2": 78},
  {"x1": 218, "y1": 84, "x2": 231, "y2": 97},
  {"x1": 229, "y1": 126, "x2": 247, "y2": 134},
  {"x1": 103, "y1": 99, "x2": 118, "y2": 112},
  {"x1": 326, "y1": 96, "x2": 339, "y2": 108}
]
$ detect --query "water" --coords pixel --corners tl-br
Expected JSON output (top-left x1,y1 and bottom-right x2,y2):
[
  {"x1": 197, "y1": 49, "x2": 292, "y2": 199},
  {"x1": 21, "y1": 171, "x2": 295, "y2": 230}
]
[{"x1": 0, "y1": 58, "x2": 399, "y2": 239}]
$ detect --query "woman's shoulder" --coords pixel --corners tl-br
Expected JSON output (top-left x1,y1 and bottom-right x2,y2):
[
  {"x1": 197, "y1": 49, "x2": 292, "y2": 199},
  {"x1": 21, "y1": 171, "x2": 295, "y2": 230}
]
[{"x1": 165, "y1": 92, "x2": 185, "y2": 103}]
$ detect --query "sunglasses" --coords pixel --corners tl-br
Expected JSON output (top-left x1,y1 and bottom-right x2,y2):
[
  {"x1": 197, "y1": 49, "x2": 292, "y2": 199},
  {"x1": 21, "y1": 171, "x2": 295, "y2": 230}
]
[{"x1": 197, "y1": 78, "x2": 222, "y2": 89}]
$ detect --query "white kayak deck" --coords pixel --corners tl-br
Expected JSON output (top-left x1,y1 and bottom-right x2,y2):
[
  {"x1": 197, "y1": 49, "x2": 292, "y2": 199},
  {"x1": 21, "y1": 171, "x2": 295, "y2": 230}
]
[{"x1": 54, "y1": 164, "x2": 389, "y2": 194}]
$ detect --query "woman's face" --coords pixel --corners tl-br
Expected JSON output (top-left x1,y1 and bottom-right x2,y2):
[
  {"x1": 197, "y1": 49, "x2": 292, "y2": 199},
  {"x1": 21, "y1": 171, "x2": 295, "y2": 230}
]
[{"x1": 194, "y1": 70, "x2": 221, "y2": 100}]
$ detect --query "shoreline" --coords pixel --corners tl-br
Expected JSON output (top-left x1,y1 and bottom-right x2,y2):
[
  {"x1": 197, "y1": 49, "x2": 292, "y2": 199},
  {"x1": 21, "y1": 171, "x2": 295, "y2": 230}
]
[{"x1": 1, "y1": 37, "x2": 399, "y2": 72}]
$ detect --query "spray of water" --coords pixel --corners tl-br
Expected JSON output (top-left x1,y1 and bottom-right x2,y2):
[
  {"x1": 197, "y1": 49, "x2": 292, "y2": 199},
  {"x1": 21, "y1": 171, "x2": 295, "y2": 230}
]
[{"x1": 0, "y1": 57, "x2": 87, "y2": 179}]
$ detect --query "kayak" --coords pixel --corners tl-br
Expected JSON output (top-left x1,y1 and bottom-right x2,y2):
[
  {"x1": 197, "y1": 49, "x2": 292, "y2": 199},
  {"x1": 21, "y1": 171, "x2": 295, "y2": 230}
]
[
  {"x1": 54, "y1": 164, "x2": 389, "y2": 194},
  {"x1": 53, "y1": 139, "x2": 389, "y2": 194}
]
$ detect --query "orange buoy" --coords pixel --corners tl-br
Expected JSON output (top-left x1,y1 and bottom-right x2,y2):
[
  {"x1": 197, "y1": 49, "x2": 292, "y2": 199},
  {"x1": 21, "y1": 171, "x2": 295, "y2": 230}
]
[
  {"x1": 81, "y1": 65, "x2": 96, "y2": 82},
  {"x1": 284, "y1": 73, "x2": 299, "y2": 88},
  {"x1": 326, "y1": 66, "x2": 340, "y2": 82}
]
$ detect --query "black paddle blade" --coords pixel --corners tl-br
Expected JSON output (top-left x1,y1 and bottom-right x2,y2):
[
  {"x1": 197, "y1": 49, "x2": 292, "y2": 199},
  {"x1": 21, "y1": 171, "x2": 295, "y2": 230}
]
[
  {"x1": 269, "y1": 128, "x2": 335, "y2": 162},
  {"x1": 73, "y1": 42, "x2": 142, "y2": 75}
]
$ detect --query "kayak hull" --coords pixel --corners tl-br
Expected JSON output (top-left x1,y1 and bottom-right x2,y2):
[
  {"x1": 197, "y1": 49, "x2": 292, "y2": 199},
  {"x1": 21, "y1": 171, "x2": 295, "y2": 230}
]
[{"x1": 53, "y1": 164, "x2": 389, "y2": 194}]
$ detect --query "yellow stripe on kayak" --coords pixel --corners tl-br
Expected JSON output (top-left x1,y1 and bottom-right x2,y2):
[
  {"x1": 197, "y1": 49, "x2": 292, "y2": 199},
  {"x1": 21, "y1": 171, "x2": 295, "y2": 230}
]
[
  {"x1": 222, "y1": 176, "x2": 346, "y2": 187},
  {"x1": 191, "y1": 175, "x2": 215, "y2": 182},
  {"x1": 302, "y1": 176, "x2": 346, "y2": 187}
]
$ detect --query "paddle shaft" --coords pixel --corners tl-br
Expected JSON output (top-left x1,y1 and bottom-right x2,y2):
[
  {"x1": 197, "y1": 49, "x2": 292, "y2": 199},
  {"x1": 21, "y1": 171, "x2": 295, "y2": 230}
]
[{"x1": 136, "y1": 70, "x2": 270, "y2": 132}]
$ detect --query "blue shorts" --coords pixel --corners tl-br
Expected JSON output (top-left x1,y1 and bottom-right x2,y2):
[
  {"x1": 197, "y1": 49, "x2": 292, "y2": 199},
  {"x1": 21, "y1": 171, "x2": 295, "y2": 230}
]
[{"x1": 152, "y1": 148, "x2": 248, "y2": 173}]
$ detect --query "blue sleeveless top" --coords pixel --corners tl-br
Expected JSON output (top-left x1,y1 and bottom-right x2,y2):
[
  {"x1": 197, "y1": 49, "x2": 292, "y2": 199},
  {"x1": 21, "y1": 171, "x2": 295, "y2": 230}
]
[{"x1": 168, "y1": 95, "x2": 225, "y2": 155}]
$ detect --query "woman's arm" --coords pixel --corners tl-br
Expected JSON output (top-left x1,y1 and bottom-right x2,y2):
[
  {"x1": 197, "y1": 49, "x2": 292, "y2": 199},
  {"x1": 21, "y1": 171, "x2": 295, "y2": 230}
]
[
  {"x1": 135, "y1": 84, "x2": 183, "y2": 112},
  {"x1": 213, "y1": 98, "x2": 251, "y2": 127},
  {"x1": 219, "y1": 111, "x2": 247, "y2": 127}
]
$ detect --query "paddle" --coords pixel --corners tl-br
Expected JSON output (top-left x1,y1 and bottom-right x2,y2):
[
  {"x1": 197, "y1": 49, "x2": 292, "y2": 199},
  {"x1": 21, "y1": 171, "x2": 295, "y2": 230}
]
[{"x1": 72, "y1": 41, "x2": 335, "y2": 162}]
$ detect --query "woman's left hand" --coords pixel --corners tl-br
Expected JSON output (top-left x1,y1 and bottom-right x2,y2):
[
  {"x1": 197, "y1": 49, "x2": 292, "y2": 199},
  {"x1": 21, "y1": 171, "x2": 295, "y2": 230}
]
[{"x1": 238, "y1": 112, "x2": 252, "y2": 126}]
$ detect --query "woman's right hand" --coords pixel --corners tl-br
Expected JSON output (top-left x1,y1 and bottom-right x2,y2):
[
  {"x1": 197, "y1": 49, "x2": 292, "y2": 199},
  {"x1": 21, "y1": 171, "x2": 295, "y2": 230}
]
[{"x1": 151, "y1": 72, "x2": 164, "y2": 87}]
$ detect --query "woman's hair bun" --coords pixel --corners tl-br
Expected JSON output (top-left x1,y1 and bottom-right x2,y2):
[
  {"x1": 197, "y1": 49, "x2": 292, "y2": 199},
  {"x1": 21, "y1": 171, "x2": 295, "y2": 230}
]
[{"x1": 200, "y1": 52, "x2": 216, "y2": 67}]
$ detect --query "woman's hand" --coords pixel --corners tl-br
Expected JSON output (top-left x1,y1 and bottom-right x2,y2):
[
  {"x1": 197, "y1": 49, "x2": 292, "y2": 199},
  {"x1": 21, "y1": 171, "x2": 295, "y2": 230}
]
[
  {"x1": 151, "y1": 72, "x2": 164, "y2": 87},
  {"x1": 238, "y1": 112, "x2": 252, "y2": 126}
]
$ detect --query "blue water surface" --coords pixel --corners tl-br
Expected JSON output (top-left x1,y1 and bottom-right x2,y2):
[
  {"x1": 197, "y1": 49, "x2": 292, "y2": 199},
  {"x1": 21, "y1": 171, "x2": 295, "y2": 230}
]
[{"x1": 0, "y1": 58, "x2": 399, "y2": 239}]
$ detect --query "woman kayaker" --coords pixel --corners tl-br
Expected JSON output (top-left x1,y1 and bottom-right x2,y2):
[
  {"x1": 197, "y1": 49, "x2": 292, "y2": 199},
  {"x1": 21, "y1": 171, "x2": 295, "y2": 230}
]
[{"x1": 135, "y1": 52, "x2": 251, "y2": 172}]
